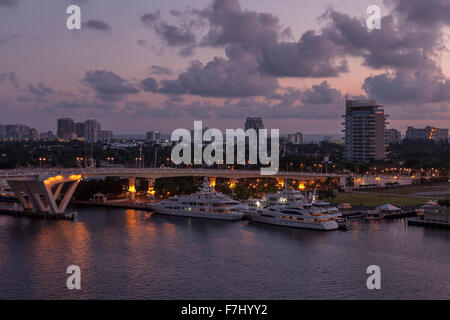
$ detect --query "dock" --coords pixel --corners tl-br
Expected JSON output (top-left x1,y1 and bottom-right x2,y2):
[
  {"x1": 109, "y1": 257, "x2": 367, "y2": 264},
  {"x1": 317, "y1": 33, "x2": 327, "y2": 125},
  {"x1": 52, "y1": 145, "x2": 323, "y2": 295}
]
[
  {"x1": 70, "y1": 200, "x2": 153, "y2": 211},
  {"x1": 0, "y1": 208, "x2": 77, "y2": 221},
  {"x1": 408, "y1": 218, "x2": 450, "y2": 229}
]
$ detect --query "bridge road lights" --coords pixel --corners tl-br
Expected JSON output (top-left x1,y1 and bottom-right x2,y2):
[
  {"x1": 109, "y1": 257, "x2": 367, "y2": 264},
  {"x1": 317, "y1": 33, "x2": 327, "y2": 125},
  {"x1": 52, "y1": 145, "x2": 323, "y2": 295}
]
[
  {"x1": 128, "y1": 177, "x2": 136, "y2": 201},
  {"x1": 147, "y1": 178, "x2": 155, "y2": 198},
  {"x1": 209, "y1": 177, "x2": 216, "y2": 189}
]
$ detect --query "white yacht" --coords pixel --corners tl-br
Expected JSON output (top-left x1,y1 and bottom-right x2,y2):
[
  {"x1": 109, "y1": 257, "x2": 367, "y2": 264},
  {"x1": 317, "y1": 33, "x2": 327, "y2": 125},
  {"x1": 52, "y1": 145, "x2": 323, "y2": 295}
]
[
  {"x1": 150, "y1": 179, "x2": 245, "y2": 220},
  {"x1": 246, "y1": 204, "x2": 339, "y2": 231},
  {"x1": 264, "y1": 187, "x2": 341, "y2": 217},
  {"x1": 264, "y1": 187, "x2": 306, "y2": 206}
]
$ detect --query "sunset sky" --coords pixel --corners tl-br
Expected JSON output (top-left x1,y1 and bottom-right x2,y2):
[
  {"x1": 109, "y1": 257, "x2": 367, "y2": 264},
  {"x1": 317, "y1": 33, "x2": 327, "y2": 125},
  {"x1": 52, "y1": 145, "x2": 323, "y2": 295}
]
[{"x1": 0, "y1": 0, "x2": 449, "y2": 134}]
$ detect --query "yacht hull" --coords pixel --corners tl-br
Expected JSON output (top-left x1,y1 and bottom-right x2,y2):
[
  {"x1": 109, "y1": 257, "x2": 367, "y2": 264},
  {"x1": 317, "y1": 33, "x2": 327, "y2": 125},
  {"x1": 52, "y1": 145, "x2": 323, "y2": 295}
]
[
  {"x1": 150, "y1": 205, "x2": 244, "y2": 221},
  {"x1": 248, "y1": 214, "x2": 338, "y2": 230}
]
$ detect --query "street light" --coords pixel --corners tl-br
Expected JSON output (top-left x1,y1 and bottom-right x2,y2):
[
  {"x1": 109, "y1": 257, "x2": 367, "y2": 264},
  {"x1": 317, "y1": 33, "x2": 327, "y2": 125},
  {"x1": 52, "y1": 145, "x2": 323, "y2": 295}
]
[
  {"x1": 76, "y1": 157, "x2": 83, "y2": 168},
  {"x1": 39, "y1": 157, "x2": 47, "y2": 168}
]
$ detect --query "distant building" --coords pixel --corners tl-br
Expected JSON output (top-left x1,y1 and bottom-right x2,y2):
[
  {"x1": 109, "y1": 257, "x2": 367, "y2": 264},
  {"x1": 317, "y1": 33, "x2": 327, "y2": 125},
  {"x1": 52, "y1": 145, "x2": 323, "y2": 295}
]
[
  {"x1": 406, "y1": 126, "x2": 448, "y2": 142},
  {"x1": 97, "y1": 130, "x2": 113, "y2": 142},
  {"x1": 386, "y1": 128, "x2": 402, "y2": 144},
  {"x1": 84, "y1": 119, "x2": 101, "y2": 143},
  {"x1": 244, "y1": 117, "x2": 264, "y2": 131},
  {"x1": 76, "y1": 122, "x2": 86, "y2": 139},
  {"x1": 287, "y1": 132, "x2": 303, "y2": 144},
  {"x1": 40, "y1": 130, "x2": 55, "y2": 140},
  {"x1": 146, "y1": 131, "x2": 161, "y2": 142},
  {"x1": 324, "y1": 136, "x2": 345, "y2": 145},
  {"x1": 0, "y1": 124, "x2": 6, "y2": 138},
  {"x1": 31, "y1": 128, "x2": 39, "y2": 140},
  {"x1": 343, "y1": 99, "x2": 388, "y2": 162},
  {"x1": 4, "y1": 124, "x2": 37, "y2": 141},
  {"x1": 57, "y1": 118, "x2": 76, "y2": 140}
]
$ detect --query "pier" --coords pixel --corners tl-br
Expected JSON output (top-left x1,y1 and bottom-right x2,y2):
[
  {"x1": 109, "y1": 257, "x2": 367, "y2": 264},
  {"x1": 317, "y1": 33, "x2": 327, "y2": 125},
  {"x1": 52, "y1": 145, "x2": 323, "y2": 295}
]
[{"x1": 0, "y1": 208, "x2": 76, "y2": 221}]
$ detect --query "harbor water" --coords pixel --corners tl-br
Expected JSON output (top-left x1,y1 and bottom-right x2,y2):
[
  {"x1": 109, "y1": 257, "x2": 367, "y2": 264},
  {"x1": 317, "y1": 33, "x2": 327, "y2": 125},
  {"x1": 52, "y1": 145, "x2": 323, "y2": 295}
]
[{"x1": 0, "y1": 205, "x2": 449, "y2": 299}]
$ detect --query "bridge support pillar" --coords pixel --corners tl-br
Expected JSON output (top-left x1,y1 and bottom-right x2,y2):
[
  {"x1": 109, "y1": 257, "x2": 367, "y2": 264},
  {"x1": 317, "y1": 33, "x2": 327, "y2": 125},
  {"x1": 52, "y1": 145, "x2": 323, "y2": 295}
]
[
  {"x1": 128, "y1": 177, "x2": 136, "y2": 200},
  {"x1": 6, "y1": 179, "x2": 79, "y2": 214}
]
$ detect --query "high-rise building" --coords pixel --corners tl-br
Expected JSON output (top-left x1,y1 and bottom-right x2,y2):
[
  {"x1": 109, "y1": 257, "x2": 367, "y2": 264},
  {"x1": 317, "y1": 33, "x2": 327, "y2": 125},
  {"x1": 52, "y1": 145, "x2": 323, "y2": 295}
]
[
  {"x1": 76, "y1": 122, "x2": 86, "y2": 139},
  {"x1": 84, "y1": 119, "x2": 101, "y2": 143},
  {"x1": 5, "y1": 124, "x2": 36, "y2": 141},
  {"x1": 287, "y1": 132, "x2": 303, "y2": 144},
  {"x1": 343, "y1": 99, "x2": 388, "y2": 162},
  {"x1": 406, "y1": 126, "x2": 448, "y2": 142},
  {"x1": 146, "y1": 131, "x2": 161, "y2": 142},
  {"x1": 98, "y1": 130, "x2": 113, "y2": 142},
  {"x1": 386, "y1": 128, "x2": 402, "y2": 144},
  {"x1": 57, "y1": 118, "x2": 76, "y2": 140},
  {"x1": 244, "y1": 117, "x2": 264, "y2": 131}
]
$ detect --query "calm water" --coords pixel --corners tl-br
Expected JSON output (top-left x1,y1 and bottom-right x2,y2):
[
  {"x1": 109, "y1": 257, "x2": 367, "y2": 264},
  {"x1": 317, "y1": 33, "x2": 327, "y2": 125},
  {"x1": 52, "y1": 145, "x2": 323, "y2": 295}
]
[{"x1": 0, "y1": 206, "x2": 449, "y2": 300}]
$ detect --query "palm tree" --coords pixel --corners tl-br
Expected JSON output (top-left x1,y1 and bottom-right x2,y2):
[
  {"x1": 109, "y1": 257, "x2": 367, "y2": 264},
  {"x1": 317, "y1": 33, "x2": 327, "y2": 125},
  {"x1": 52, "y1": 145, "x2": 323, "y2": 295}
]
[{"x1": 345, "y1": 175, "x2": 355, "y2": 199}]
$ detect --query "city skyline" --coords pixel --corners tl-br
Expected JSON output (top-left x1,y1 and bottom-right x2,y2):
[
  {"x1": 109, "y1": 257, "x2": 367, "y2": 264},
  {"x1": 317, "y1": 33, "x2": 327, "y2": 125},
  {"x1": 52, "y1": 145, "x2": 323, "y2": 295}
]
[{"x1": 0, "y1": 0, "x2": 449, "y2": 134}]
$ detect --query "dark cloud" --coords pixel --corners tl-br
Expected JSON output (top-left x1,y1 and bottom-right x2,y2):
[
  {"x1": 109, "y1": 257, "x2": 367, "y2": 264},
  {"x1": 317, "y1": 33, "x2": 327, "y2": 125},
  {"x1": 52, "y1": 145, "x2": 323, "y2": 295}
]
[
  {"x1": 148, "y1": 65, "x2": 174, "y2": 76},
  {"x1": 158, "y1": 79, "x2": 187, "y2": 95},
  {"x1": 200, "y1": 0, "x2": 282, "y2": 47},
  {"x1": 302, "y1": 81, "x2": 343, "y2": 104},
  {"x1": 159, "y1": 51, "x2": 279, "y2": 98},
  {"x1": 137, "y1": 39, "x2": 148, "y2": 47},
  {"x1": 27, "y1": 82, "x2": 53, "y2": 97},
  {"x1": 141, "y1": 77, "x2": 158, "y2": 93},
  {"x1": 82, "y1": 70, "x2": 139, "y2": 101},
  {"x1": 259, "y1": 31, "x2": 348, "y2": 77},
  {"x1": 0, "y1": 0, "x2": 19, "y2": 7},
  {"x1": 387, "y1": 0, "x2": 450, "y2": 28},
  {"x1": 362, "y1": 70, "x2": 450, "y2": 104},
  {"x1": 121, "y1": 80, "x2": 345, "y2": 120},
  {"x1": 84, "y1": 19, "x2": 111, "y2": 31},
  {"x1": 144, "y1": 0, "x2": 349, "y2": 78},
  {"x1": 0, "y1": 72, "x2": 19, "y2": 88},
  {"x1": 141, "y1": 11, "x2": 197, "y2": 56},
  {"x1": 322, "y1": 10, "x2": 439, "y2": 71}
]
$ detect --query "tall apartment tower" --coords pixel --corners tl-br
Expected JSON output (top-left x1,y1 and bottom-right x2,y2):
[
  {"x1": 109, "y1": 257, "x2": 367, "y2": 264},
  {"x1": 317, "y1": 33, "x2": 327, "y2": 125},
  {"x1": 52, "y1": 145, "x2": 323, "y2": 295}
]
[
  {"x1": 75, "y1": 122, "x2": 86, "y2": 139},
  {"x1": 244, "y1": 117, "x2": 264, "y2": 131},
  {"x1": 343, "y1": 100, "x2": 388, "y2": 162},
  {"x1": 386, "y1": 128, "x2": 402, "y2": 144},
  {"x1": 57, "y1": 118, "x2": 76, "y2": 140},
  {"x1": 84, "y1": 119, "x2": 101, "y2": 143}
]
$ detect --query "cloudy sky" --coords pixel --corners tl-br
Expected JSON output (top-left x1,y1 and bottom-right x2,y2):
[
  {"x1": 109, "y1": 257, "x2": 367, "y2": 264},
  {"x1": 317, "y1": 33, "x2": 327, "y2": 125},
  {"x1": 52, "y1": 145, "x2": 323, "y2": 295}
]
[{"x1": 0, "y1": 0, "x2": 449, "y2": 134}]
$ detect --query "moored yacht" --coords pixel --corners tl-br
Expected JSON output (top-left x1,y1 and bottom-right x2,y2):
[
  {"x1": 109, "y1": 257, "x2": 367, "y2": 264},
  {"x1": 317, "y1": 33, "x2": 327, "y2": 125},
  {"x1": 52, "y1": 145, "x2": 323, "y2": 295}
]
[
  {"x1": 150, "y1": 179, "x2": 245, "y2": 220},
  {"x1": 246, "y1": 204, "x2": 339, "y2": 231}
]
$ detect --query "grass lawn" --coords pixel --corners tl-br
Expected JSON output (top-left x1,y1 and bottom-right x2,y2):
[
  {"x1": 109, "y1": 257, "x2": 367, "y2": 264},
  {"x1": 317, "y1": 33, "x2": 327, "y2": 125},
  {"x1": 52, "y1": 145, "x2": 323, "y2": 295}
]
[
  {"x1": 329, "y1": 192, "x2": 434, "y2": 207},
  {"x1": 367, "y1": 183, "x2": 450, "y2": 196}
]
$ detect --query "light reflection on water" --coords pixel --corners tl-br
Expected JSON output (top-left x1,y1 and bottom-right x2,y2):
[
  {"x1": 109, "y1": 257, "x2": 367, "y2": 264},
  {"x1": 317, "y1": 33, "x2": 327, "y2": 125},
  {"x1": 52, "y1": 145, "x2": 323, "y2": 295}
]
[{"x1": 0, "y1": 206, "x2": 449, "y2": 300}]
